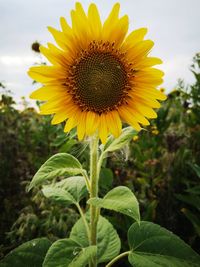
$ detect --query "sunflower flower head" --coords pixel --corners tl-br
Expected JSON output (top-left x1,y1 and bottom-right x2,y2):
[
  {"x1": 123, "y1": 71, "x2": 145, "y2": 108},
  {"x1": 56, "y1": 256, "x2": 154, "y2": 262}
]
[{"x1": 28, "y1": 2, "x2": 166, "y2": 143}]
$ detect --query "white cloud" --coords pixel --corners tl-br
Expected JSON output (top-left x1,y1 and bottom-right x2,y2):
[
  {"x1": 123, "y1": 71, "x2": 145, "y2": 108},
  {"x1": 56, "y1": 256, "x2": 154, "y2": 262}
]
[{"x1": 0, "y1": 56, "x2": 36, "y2": 66}]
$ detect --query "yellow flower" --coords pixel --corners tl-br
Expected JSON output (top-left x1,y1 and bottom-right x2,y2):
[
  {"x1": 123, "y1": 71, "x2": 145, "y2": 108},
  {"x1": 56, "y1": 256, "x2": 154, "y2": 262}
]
[
  {"x1": 152, "y1": 129, "x2": 159, "y2": 135},
  {"x1": 133, "y1": 135, "x2": 139, "y2": 141},
  {"x1": 28, "y1": 2, "x2": 166, "y2": 143}
]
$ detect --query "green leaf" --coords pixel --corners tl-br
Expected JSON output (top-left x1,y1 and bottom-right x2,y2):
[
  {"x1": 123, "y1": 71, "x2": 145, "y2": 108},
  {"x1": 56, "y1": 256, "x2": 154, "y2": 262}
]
[
  {"x1": 43, "y1": 238, "x2": 96, "y2": 267},
  {"x1": 88, "y1": 186, "x2": 140, "y2": 222},
  {"x1": 56, "y1": 176, "x2": 87, "y2": 202},
  {"x1": 103, "y1": 127, "x2": 137, "y2": 154},
  {"x1": 70, "y1": 215, "x2": 121, "y2": 263},
  {"x1": 29, "y1": 153, "x2": 84, "y2": 190},
  {"x1": 189, "y1": 163, "x2": 200, "y2": 178},
  {"x1": 69, "y1": 246, "x2": 97, "y2": 267},
  {"x1": 176, "y1": 194, "x2": 200, "y2": 211},
  {"x1": 0, "y1": 238, "x2": 51, "y2": 267},
  {"x1": 181, "y1": 208, "x2": 200, "y2": 236},
  {"x1": 42, "y1": 186, "x2": 75, "y2": 205},
  {"x1": 42, "y1": 176, "x2": 87, "y2": 205},
  {"x1": 128, "y1": 221, "x2": 200, "y2": 267}
]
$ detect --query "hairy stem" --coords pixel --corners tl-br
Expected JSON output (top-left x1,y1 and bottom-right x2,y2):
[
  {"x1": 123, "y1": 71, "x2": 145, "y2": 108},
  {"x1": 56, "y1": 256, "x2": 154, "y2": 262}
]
[
  {"x1": 105, "y1": 251, "x2": 131, "y2": 267},
  {"x1": 89, "y1": 134, "x2": 99, "y2": 267}
]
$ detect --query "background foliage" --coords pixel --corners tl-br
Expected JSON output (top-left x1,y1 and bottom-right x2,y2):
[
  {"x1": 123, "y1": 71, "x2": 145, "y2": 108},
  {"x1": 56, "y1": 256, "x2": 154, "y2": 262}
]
[{"x1": 0, "y1": 53, "x2": 200, "y2": 265}]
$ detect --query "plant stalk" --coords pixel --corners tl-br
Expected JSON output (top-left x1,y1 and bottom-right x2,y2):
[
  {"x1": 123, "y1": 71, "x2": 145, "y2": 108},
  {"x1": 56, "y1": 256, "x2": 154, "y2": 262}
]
[
  {"x1": 89, "y1": 134, "x2": 99, "y2": 267},
  {"x1": 105, "y1": 251, "x2": 130, "y2": 267}
]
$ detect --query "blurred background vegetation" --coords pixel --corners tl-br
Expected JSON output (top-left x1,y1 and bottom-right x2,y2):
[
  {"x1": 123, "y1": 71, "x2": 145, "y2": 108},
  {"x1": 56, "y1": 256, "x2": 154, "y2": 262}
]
[{"x1": 0, "y1": 48, "x2": 200, "y2": 265}]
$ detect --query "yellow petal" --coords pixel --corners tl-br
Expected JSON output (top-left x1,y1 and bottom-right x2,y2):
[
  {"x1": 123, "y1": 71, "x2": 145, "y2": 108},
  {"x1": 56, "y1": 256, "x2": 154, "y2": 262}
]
[
  {"x1": 103, "y1": 3, "x2": 120, "y2": 30},
  {"x1": 88, "y1": 3, "x2": 102, "y2": 40},
  {"x1": 47, "y1": 43, "x2": 73, "y2": 64},
  {"x1": 127, "y1": 40, "x2": 154, "y2": 60},
  {"x1": 135, "y1": 68, "x2": 164, "y2": 78},
  {"x1": 118, "y1": 107, "x2": 142, "y2": 131},
  {"x1": 130, "y1": 99, "x2": 158, "y2": 119},
  {"x1": 52, "y1": 104, "x2": 79, "y2": 123},
  {"x1": 85, "y1": 111, "x2": 99, "y2": 136},
  {"x1": 71, "y1": 3, "x2": 89, "y2": 48},
  {"x1": 75, "y1": 2, "x2": 88, "y2": 21},
  {"x1": 28, "y1": 66, "x2": 66, "y2": 83},
  {"x1": 110, "y1": 15, "x2": 129, "y2": 47},
  {"x1": 107, "y1": 111, "x2": 122, "y2": 137},
  {"x1": 133, "y1": 78, "x2": 164, "y2": 87},
  {"x1": 102, "y1": 3, "x2": 128, "y2": 47},
  {"x1": 130, "y1": 93, "x2": 161, "y2": 108},
  {"x1": 48, "y1": 27, "x2": 73, "y2": 52},
  {"x1": 60, "y1": 17, "x2": 72, "y2": 34},
  {"x1": 77, "y1": 112, "x2": 87, "y2": 140},
  {"x1": 102, "y1": 3, "x2": 120, "y2": 40},
  {"x1": 64, "y1": 109, "x2": 81, "y2": 133},
  {"x1": 134, "y1": 57, "x2": 163, "y2": 69},
  {"x1": 126, "y1": 106, "x2": 150, "y2": 126},
  {"x1": 99, "y1": 114, "x2": 108, "y2": 144},
  {"x1": 122, "y1": 28, "x2": 147, "y2": 50},
  {"x1": 51, "y1": 110, "x2": 69, "y2": 124},
  {"x1": 39, "y1": 45, "x2": 68, "y2": 67},
  {"x1": 30, "y1": 85, "x2": 66, "y2": 101},
  {"x1": 137, "y1": 86, "x2": 167, "y2": 101},
  {"x1": 40, "y1": 97, "x2": 71, "y2": 114}
]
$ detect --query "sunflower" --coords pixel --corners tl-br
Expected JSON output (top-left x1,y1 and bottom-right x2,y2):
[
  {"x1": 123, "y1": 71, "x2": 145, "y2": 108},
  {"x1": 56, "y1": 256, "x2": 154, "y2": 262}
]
[{"x1": 28, "y1": 2, "x2": 166, "y2": 143}]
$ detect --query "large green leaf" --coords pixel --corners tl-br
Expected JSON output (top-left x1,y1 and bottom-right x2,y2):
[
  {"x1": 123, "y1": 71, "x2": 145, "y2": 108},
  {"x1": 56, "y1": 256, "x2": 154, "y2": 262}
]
[
  {"x1": 0, "y1": 238, "x2": 51, "y2": 267},
  {"x1": 88, "y1": 186, "x2": 140, "y2": 222},
  {"x1": 128, "y1": 221, "x2": 200, "y2": 267},
  {"x1": 102, "y1": 127, "x2": 137, "y2": 154},
  {"x1": 29, "y1": 153, "x2": 84, "y2": 190},
  {"x1": 70, "y1": 215, "x2": 121, "y2": 263},
  {"x1": 42, "y1": 176, "x2": 87, "y2": 205},
  {"x1": 43, "y1": 238, "x2": 96, "y2": 267}
]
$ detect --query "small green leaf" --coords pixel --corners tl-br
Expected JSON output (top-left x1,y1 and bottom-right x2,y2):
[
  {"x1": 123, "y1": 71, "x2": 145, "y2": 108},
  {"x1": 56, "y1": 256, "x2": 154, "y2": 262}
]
[
  {"x1": 43, "y1": 238, "x2": 96, "y2": 267},
  {"x1": 70, "y1": 215, "x2": 121, "y2": 263},
  {"x1": 88, "y1": 186, "x2": 140, "y2": 222},
  {"x1": 29, "y1": 153, "x2": 84, "y2": 190},
  {"x1": 0, "y1": 238, "x2": 51, "y2": 267},
  {"x1": 103, "y1": 127, "x2": 137, "y2": 154},
  {"x1": 42, "y1": 176, "x2": 87, "y2": 205},
  {"x1": 128, "y1": 221, "x2": 200, "y2": 267}
]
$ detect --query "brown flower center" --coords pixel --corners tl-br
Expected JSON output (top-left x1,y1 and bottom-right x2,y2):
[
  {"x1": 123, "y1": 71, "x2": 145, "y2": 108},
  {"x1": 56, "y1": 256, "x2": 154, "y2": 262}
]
[{"x1": 67, "y1": 41, "x2": 132, "y2": 114}]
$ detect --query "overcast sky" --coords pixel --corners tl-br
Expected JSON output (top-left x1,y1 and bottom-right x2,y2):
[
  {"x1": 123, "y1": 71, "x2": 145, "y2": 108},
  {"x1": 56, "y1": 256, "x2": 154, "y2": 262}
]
[{"x1": 0, "y1": 0, "x2": 200, "y2": 105}]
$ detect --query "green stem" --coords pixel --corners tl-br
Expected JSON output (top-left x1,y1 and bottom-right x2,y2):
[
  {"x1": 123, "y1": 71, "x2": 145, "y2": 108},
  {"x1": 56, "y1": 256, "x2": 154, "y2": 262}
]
[
  {"x1": 82, "y1": 169, "x2": 91, "y2": 192},
  {"x1": 89, "y1": 134, "x2": 99, "y2": 267},
  {"x1": 76, "y1": 203, "x2": 90, "y2": 241},
  {"x1": 97, "y1": 152, "x2": 105, "y2": 179},
  {"x1": 105, "y1": 251, "x2": 130, "y2": 267}
]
